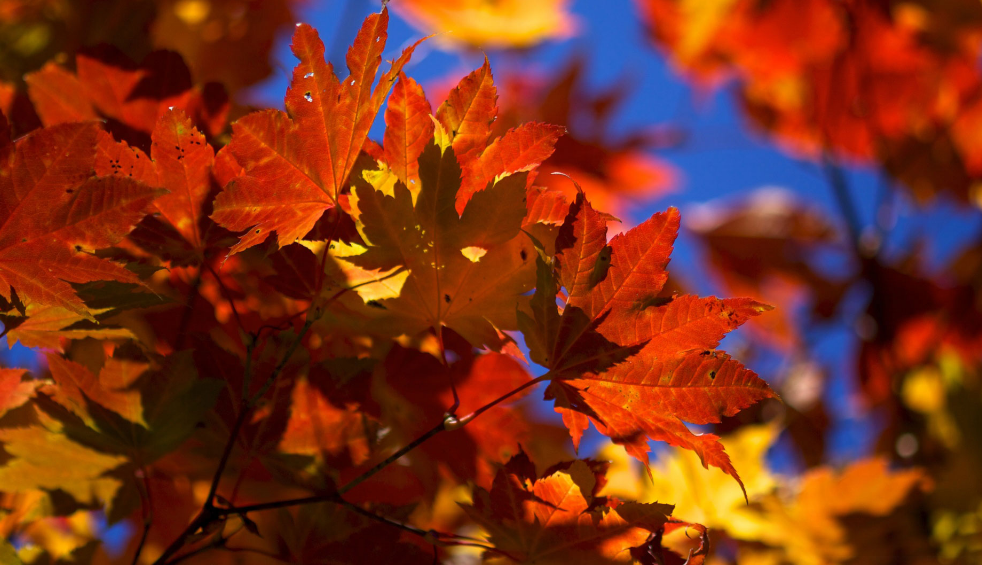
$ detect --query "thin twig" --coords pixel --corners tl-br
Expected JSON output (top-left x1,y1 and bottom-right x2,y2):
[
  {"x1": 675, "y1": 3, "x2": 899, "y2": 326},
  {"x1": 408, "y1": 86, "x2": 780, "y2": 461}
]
[
  {"x1": 130, "y1": 466, "x2": 154, "y2": 565},
  {"x1": 456, "y1": 374, "x2": 550, "y2": 425},
  {"x1": 153, "y1": 315, "x2": 316, "y2": 565},
  {"x1": 174, "y1": 273, "x2": 203, "y2": 350},
  {"x1": 217, "y1": 373, "x2": 551, "y2": 516},
  {"x1": 205, "y1": 263, "x2": 246, "y2": 334},
  {"x1": 821, "y1": 153, "x2": 864, "y2": 251}
]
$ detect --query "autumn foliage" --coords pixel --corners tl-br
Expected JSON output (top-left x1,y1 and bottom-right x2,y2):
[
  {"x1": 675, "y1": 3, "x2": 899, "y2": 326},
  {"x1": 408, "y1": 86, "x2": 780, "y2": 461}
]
[{"x1": 0, "y1": 1, "x2": 979, "y2": 564}]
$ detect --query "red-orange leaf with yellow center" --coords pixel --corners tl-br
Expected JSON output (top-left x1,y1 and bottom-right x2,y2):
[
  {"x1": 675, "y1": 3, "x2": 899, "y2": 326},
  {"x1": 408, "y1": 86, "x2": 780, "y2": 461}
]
[
  {"x1": 0, "y1": 122, "x2": 160, "y2": 316},
  {"x1": 212, "y1": 10, "x2": 424, "y2": 255},
  {"x1": 520, "y1": 192, "x2": 776, "y2": 493},
  {"x1": 461, "y1": 450, "x2": 674, "y2": 564}
]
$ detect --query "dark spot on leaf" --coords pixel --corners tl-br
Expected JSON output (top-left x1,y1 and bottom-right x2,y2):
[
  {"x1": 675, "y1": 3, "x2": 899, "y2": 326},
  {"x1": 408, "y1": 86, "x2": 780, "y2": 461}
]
[
  {"x1": 444, "y1": 294, "x2": 451, "y2": 303},
  {"x1": 708, "y1": 370, "x2": 717, "y2": 380},
  {"x1": 366, "y1": 300, "x2": 386, "y2": 309},
  {"x1": 255, "y1": 229, "x2": 261, "y2": 234},
  {"x1": 74, "y1": 245, "x2": 82, "y2": 251},
  {"x1": 637, "y1": 295, "x2": 673, "y2": 310},
  {"x1": 65, "y1": 189, "x2": 73, "y2": 193},
  {"x1": 520, "y1": 249, "x2": 528, "y2": 261}
]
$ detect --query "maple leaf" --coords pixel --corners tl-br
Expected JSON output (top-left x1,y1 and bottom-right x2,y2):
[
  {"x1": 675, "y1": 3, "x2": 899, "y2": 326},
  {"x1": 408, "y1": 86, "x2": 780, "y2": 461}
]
[
  {"x1": 37, "y1": 350, "x2": 222, "y2": 464},
  {"x1": 271, "y1": 502, "x2": 433, "y2": 564},
  {"x1": 0, "y1": 122, "x2": 160, "y2": 317},
  {"x1": 601, "y1": 424, "x2": 780, "y2": 542},
  {"x1": 746, "y1": 458, "x2": 932, "y2": 565},
  {"x1": 461, "y1": 449, "x2": 674, "y2": 564},
  {"x1": 437, "y1": 58, "x2": 499, "y2": 166},
  {"x1": 429, "y1": 59, "x2": 566, "y2": 212},
  {"x1": 0, "y1": 281, "x2": 166, "y2": 349},
  {"x1": 0, "y1": 425, "x2": 127, "y2": 506},
  {"x1": 0, "y1": 368, "x2": 35, "y2": 419},
  {"x1": 278, "y1": 376, "x2": 375, "y2": 467},
  {"x1": 96, "y1": 108, "x2": 225, "y2": 264},
  {"x1": 349, "y1": 140, "x2": 537, "y2": 348},
  {"x1": 211, "y1": 9, "x2": 424, "y2": 255},
  {"x1": 383, "y1": 73, "x2": 435, "y2": 187},
  {"x1": 636, "y1": 0, "x2": 982, "y2": 204},
  {"x1": 45, "y1": 353, "x2": 147, "y2": 427},
  {"x1": 364, "y1": 341, "x2": 533, "y2": 488},
  {"x1": 25, "y1": 46, "x2": 227, "y2": 147},
  {"x1": 520, "y1": 192, "x2": 776, "y2": 491}
]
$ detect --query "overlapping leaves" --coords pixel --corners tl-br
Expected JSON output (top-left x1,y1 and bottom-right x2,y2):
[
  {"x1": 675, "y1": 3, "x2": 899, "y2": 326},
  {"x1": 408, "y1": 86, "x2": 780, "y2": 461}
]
[
  {"x1": 521, "y1": 191, "x2": 776, "y2": 491},
  {"x1": 461, "y1": 449, "x2": 675, "y2": 564},
  {"x1": 0, "y1": 119, "x2": 159, "y2": 317},
  {"x1": 211, "y1": 8, "x2": 423, "y2": 255}
]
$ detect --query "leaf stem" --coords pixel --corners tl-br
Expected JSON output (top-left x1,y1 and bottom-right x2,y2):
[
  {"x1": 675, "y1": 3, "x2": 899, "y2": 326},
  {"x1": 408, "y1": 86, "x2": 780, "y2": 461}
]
[
  {"x1": 173, "y1": 272, "x2": 203, "y2": 350},
  {"x1": 154, "y1": 313, "x2": 316, "y2": 564},
  {"x1": 130, "y1": 466, "x2": 154, "y2": 565},
  {"x1": 821, "y1": 153, "x2": 864, "y2": 252},
  {"x1": 216, "y1": 372, "x2": 550, "y2": 516},
  {"x1": 159, "y1": 368, "x2": 547, "y2": 563},
  {"x1": 456, "y1": 373, "x2": 550, "y2": 426},
  {"x1": 205, "y1": 263, "x2": 246, "y2": 334}
]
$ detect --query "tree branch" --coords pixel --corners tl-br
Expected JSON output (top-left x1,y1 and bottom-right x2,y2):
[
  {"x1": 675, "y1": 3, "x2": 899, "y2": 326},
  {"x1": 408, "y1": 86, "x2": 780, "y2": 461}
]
[{"x1": 130, "y1": 466, "x2": 154, "y2": 565}]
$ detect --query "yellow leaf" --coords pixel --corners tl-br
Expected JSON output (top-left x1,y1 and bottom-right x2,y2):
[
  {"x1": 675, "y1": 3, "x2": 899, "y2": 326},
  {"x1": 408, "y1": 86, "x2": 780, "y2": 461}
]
[
  {"x1": 600, "y1": 423, "x2": 779, "y2": 541},
  {"x1": 392, "y1": 0, "x2": 578, "y2": 49},
  {"x1": 0, "y1": 427, "x2": 125, "y2": 506}
]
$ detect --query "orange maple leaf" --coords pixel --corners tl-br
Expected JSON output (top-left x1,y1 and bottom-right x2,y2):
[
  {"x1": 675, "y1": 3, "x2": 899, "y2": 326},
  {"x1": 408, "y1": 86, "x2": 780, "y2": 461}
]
[
  {"x1": 520, "y1": 191, "x2": 776, "y2": 493},
  {"x1": 211, "y1": 9, "x2": 424, "y2": 255},
  {"x1": 0, "y1": 121, "x2": 160, "y2": 316},
  {"x1": 461, "y1": 449, "x2": 674, "y2": 564},
  {"x1": 96, "y1": 108, "x2": 226, "y2": 264}
]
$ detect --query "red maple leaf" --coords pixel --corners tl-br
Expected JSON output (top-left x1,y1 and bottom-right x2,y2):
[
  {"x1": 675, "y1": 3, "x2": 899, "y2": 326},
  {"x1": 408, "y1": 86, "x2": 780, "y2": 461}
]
[
  {"x1": 0, "y1": 121, "x2": 160, "y2": 316},
  {"x1": 520, "y1": 191, "x2": 777, "y2": 493},
  {"x1": 211, "y1": 9, "x2": 424, "y2": 255}
]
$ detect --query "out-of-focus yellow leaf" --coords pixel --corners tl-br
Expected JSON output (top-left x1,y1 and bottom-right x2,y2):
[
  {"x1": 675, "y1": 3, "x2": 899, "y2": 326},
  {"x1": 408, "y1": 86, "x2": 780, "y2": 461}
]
[
  {"x1": 600, "y1": 423, "x2": 780, "y2": 541},
  {"x1": 0, "y1": 426, "x2": 125, "y2": 505},
  {"x1": 392, "y1": 0, "x2": 577, "y2": 49}
]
